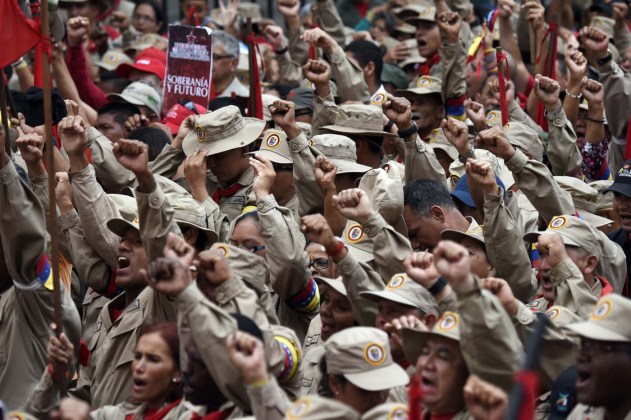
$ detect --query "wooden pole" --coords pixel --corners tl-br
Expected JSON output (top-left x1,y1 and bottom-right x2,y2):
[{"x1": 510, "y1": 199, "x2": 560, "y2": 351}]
[
  {"x1": 529, "y1": 23, "x2": 537, "y2": 65},
  {"x1": 0, "y1": 76, "x2": 10, "y2": 156},
  {"x1": 246, "y1": 17, "x2": 256, "y2": 117},
  {"x1": 39, "y1": 0, "x2": 63, "y2": 335}
]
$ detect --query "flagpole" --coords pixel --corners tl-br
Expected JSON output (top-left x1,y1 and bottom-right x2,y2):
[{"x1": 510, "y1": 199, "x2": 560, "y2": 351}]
[
  {"x1": 246, "y1": 17, "x2": 256, "y2": 117},
  {"x1": 0, "y1": 76, "x2": 10, "y2": 156},
  {"x1": 39, "y1": 0, "x2": 63, "y2": 337}
]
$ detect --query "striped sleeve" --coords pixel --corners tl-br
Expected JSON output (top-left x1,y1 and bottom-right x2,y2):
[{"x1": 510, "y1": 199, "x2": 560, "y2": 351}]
[{"x1": 285, "y1": 276, "x2": 320, "y2": 312}]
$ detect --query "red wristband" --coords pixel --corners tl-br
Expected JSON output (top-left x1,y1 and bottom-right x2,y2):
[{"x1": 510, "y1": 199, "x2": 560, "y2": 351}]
[{"x1": 326, "y1": 240, "x2": 345, "y2": 258}]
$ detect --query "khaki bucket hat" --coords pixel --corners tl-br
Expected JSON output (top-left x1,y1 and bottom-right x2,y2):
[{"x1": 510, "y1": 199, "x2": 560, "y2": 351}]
[
  {"x1": 502, "y1": 122, "x2": 544, "y2": 163},
  {"x1": 402, "y1": 311, "x2": 461, "y2": 364},
  {"x1": 322, "y1": 104, "x2": 396, "y2": 139},
  {"x1": 361, "y1": 273, "x2": 438, "y2": 315},
  {"x1": 588, "y1": 180, "x2": 614, "y2": 212},
  {"x1": 171, "y1": 194, "x2": 218, "y2": 244},
  {"x1": 311, "y1": 134, "x2": 372, "y2": 175},
  {"x1": 358, "y1": 168, "x2": 404, "y2": 229},
  {"x1": 325, "y1": 327, "x2": 410, "y2": 391},
  {"x1": 403, "y1": 5, "x2": 437, "y2": 24},
  {"x1": 554, "y1": 176, "x2": 613, "y2": 228},
  {"x1": 565, "y1": 294, "x2": 631, "y2": 342},
  {"x1": 441, "y1": 220, "x2": 485, "y2": 247},
  {"x1": 427, "y1": 128, "x2": 458, "y2": 161},
  {"x1": 523, "y1": 215, "x2": 602, "y2": 259},
  {"x1": 341, "y1": 220, "x2": 374, "y2": 263},
  {"x1": 247, "y1": 129, "x2": 292, "y2": 164},
  {"x1": 284, "y1": 396, "x2": 360, "y2": 420},
  {"x1": 106, "y1": 194, "x2": 140, "y2": 237},
  {"x1": 182, "y1": 105, "x2": 265, "y2": 157},
  {"x1": 398, "y1": 75, "x2": 442, "y2": 96}
]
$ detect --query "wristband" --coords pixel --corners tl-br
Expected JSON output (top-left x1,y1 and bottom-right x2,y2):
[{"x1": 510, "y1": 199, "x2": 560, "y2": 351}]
[
  {"x1": 274, "y1": 46, "x2": 288, "y2": 55},
  {"x1": 458, "y1": 148, "x2": 476, "y2": 164},
  {"x1": 544, "y1": 102, "x2": 563, "y2": 121},
  {"x1": 397, "y1": 122, "x2": 418, "y2": 138},
  {"x1": 247, "y1": 377, "x2": 269, "y2": 388},
  {"x1": 428, "y1": 277, "x2": 448, "y2": 296},
  {"x1": 587, "y1": 116, "x2": 605, "y2": 124},
  {"x1": 564, "y1": 89, "x2": 582, "y2": 100},
  {"x1": 326, "y1": 240, "x2": 345, "y2": 258},
  {"x1": 384, "y1": 120, "x2": 394, "y2": 133},
  {"x1": 596, "y1": 52, "x2": 612, "y2": 66}
]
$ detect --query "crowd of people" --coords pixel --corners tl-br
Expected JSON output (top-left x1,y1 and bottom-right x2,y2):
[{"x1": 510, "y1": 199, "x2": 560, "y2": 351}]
[{"x1": 2, "y1": 0, "x2": 631, "y2": 418}]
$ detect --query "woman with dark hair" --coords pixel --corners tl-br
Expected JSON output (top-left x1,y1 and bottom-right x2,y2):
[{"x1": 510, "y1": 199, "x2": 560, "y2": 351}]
[
  {"x1": 41, "y1": 322, "x2": 183, "y2": 419},
  {"x1": 132, "y1": 0, "x2": 165, "y2": 35}
]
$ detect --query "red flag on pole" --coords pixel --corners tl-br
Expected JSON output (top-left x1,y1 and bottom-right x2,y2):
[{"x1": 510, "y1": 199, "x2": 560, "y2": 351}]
[
  {"x1": 408, "y1": 373, "x2": 423, "y2": 420},
  {"x1": 496, "y1": 47, "x2": 510, "y2": 127},
  {"x1": 0, "y1": 0, "x2": 41, "y2": 68},
  {"x1": 246, "y1": 32, "x2": 263, "y2": 120}
]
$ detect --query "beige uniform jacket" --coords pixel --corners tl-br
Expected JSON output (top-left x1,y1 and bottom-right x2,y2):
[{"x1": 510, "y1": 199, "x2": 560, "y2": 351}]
[
  {"x1": 300, "y1": 318, "x2": 324, "y2": 396},
  {"x1": 311, "y1": 91, "x2": 339, "y2": 136},
  {"x1": 362, "y1": 212, "x2": 413, "y2": 282},
  {"x1": 504, "y1": 148, "x2": 575, "y2": 224},
  {"x1": 136, "y1": 182, "x2": 181, "y2": 262},
  {"x1": 86, "y1": 127, "x2": 136, "y2": 194},
  {"x1": 0, "y1": 162, "x2": 81, "y2": 411},
  {"x1": 175, "y1": 280, "x2": 302, "y2": 412},
  {"x1": 507, "y1": 100, "x2": 544, "y2": 135},
  {"x1": 403, "y1": 134, "x2": 448, "y2": 188},
  {"x1": 439, "y1": 40, "x2": 467, "y2": 106},
  {"x1": 457, "y1": 283, "x2": 524, "y2": 393},
  {"x1": 597, "y1": 59, "x2": 631, "y2": 141},
  {"x1": 525, "y1": 258, "x2": 598, "y2": 320},
  {"x1": 545, "y1": 108, "x2": 582, "y2": 176},
  {"x1": 215, "y1": 167, "x2": 256, "y2": 222},
  {"x1": 287, "y1": 132, "x2": 325, "y2": 216},
  {"x1": 482, "y1": 190, "x2": 537, "y2": 302},
  {"x1": 258, "y1": 194, "x2": 319, "y2": 341},
  {"x1": 568, "y1": 405, "x2": 631, "y2": 420},
  {"x1": 328, "y1": 44, "x2": 370, "y2": 103},
  {"x1": 246, "y1": 377, "x2": 292, "y2": 420},
  {"x1": 337, "y1": 250, "x2": 382, "y2": 327},
  {"x1": 277, "y1": 50, "x2": 304, "y2": 88}
]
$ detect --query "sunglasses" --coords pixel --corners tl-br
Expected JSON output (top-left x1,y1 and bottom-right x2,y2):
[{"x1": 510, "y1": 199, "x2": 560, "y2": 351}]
[{"x1": 179, "y1": 99, "x2": 199, "y2": 115}]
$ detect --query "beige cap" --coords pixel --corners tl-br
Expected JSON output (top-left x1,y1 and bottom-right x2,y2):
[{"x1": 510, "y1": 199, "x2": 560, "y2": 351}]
[
  {"x1": 314, "y1": 276, "x2": 347, "y2": 297},
  {"x1": 248, "y1": 129, "x2": 292, "y2": 164},
  {"x1": 441, "y1": 220, "x2": 485, "y2": 247},
  {"x1": 106, "y1": 194, "x2": 140, "y2": 236},
  {"x1": 107, "y1": 81, "x2": 162, "y2": 117},
  {"x1": 358, "y1": 168, "x2": 404, "y2": 229},
  {"x1": 262, "y1": 94, "x2": 278, "y2": 122},
  {"x1": 590, "y1": 16, "x2": 615, "y2": 39},
  {"x1": 566, "y1": 294, "x2": 631, "y2": 342},
  {"x1": 182, "y1": 106, "x2": 265, "y2": 157},
  {"x1": 341, "y1": 220, "x2": 374, "y2": 263},
  {"x1": 325, "y1": 327, "x2": 410, "y2": 391},
  {"x1": 96, "y1": 50, "x2": 133, "y2": 71},
  {"x1": 171, "y1": 194, "x2": 218, "y2": 244},
  {"x1": 449, "y1": 149, "x2": 515, "y2": 191},
  {"x1": 398, "y1": 75, "x2": 442, "y2": 96},
  {"x1": 361, "y1": 273, "x2": 438, "y2": 315},
  {"x1": 126, "y1": 33, "x2": 167, "y2": 52},
  {"x1": 297, "y1": 122, "x2": 313, "y2": 139},
  {"x1": 545, "y1": 305, "x2": 582, "y2": 324},
  {"x1": 284, "y1": 396, "x2": 360, "y2": 420},
  {"x1": 311, "y1": 134, "x2": 372, "y2": 175},
  {"x1": 402, "y1": 311, "x2": 461, "y2": 364},
  {"x1": 523, "y1": 215, "x2": 602, "y2": 259},
  {"x1": 322, "y1": 104, "x2": 396, "y2": 139},
  {"x1": 361, "y1": 403, "x2": 409, "y2": 420},
  {"x1": 402, "y1": 5, "x2": 437, "y2": 24},
  {"x1": 393, "y1": 22, "x2": 417, "y2": 35},
  {"x1": 588, "y1": 180, "x2": 614, "y2": 212},
  {"x1": 393, "y1": 2, "x2": 433, "y2": 19},
  {"x1": 485, "y1": 110, "x2": 502, "y2": 128},
  {"x1": 427, "y1": 128, "x2": 459, "y2": 161},
  {"x1": 554, "y1": 176, "x2": 614, "y2": 228},
  {"x1": 399, "y1": 47, "x2": 427, "y2": 68},
  {"x1": 502, "y1": 122, "x2": 544, "y2": 162},
  {"x1": 238, "y1": 2, "x2": 263, "y2": 24}
]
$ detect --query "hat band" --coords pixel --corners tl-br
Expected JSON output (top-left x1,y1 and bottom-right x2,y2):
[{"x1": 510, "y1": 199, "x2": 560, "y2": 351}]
[
  {"x1": 198, "y1": 117, "x2": 245, "y2": 142},
  {"x1": 336, "y1": 118, "x2": 386, "y2": 133},
  {"x1": 574, "y1": 198, "x2": 598, "y2": 214}
]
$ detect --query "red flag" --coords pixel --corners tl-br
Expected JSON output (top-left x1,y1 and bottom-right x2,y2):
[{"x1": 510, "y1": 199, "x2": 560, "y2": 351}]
[
  {"x1": 408, "y1": 373, "x2": 422, "y2": 420},
  {"x1": 246, "y1": 34, "x2": 263, "y2": 120},
  {"x1": 0, "y1": 0, "x2": 41, "y2": 68},
  {"x1": 534, "y1": 22, "x2": 558, "y2": 132},
  {"x1": 513, "y1": 370, "x2": 539, "y2": 420},
  {"x1": 496, "y1": 49, "x2": 510, "y2": 126}
]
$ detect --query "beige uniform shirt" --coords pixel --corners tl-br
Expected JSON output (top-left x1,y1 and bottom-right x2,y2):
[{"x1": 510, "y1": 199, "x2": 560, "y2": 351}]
[
  {"x1": 568, "y1": 405, "x2": 631, "y2": 420},
  {"x1": 328, "y1": 44, "x2": 370, "y2": 103},
  {"x1": 0, "y1": 162, "x2": 81, "y2": 411},
  {"x1": 403, "y1": 134, "x2": 448, "y2": 188},
  {"x1": 86, "y1": 127, "x2": 136, "y2": 194},
  {"x1": 546, "y1": 108, "x2": 583, "y2": 176}
]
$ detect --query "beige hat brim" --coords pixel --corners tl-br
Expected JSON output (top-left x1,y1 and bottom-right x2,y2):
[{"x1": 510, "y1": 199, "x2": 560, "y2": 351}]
[
  {"x1": 565, "y1": 322, "x2": 630, "y2": 342},
  {"x1": 577, "y1": 210, "x2": 613, "y2": 228},
  {"x1": 440, "y1": 229, "x2": 485, "y2": 246},
  {"x1": 315, "y1": 276, "x2": 347, "y2": 297},
  {"x1": 322, "y1": 124, "x2": 398, "y2": 139},
  {"x1": 182, "y1": 118, "x2": 266, "y2": 156},
  {"x1": 107, "y1": 218, "x2": 139, "y2": 237},
  {"x1": 329, "y1": 158, "x2": 371, "y2": 175},
  {"x1": 245, "y1": 150, "x2": 293, "y2": 165},
  {"x1": 430, "y1": 144, "x2": 458, "y2": 161},
  {"x1": 398, "y1": 88, "x2": 439, "y2": 96},
  {"x1": 107, "y1": 92, "x2": 145, "y2": 107},
  {"x1": 360, "y1": 290, "x2": 420, "y2": 309},
  {"x1": 405, "y1": 16, "x2": 435, "y2": 24},
  {"x1": 522, "y1": 231, "x2": 580, "y2": 247},
  {"x1": 402, "y1": 328, "x2": 459, "y2": 364},
  {"x1": 176, "y1": 220, "x2": 218, "y2": 245},
  {"x1": 344, "y1": 362, "x2": 410, "y2": 391}
]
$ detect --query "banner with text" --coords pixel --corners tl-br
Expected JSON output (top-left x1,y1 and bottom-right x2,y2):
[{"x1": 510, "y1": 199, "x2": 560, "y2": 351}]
[{"x1": 162, "y1": 25, "x2": 213, "y2": 115}]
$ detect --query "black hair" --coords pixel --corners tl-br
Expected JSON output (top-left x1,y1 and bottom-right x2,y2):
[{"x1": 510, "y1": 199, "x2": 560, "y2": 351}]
[
  {"x1": 98, "y1": 102, "x2": 141, "y2": 127},
  {"x1": 235, "y1": 210, "x2": 260, "y2": 227},
  {"x1": 344, "y1": 40, "x2": 383, "y2": 86},
  {"x1": 127, "y1": 126, "x2": 171, "y2": 161},
  {"x1": 372, "y1": 11, "x2": 395, "y2": 34},
  {"x1": 134, "y1": 0, "x2": 166, "y2": 34},
  {"x1": 403, "y1": 179, "x2": 456, "y2": 216},
  {"x1": 318, "y1": 357, "x2": 347, "y2": 398},
  {"x1": 230, "y1": 313, "x2": 265, "y2": 342},
  {"x1": 208, "y1": 97, "x2": 246, "y2": 116}
]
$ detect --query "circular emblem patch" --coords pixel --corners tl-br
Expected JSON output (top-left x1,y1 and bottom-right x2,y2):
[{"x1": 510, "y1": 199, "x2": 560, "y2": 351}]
[
  {"x1": 387, "y1": 274, "x2": 406, "y2": 289},
  {"x1": 417, "y1": 76, "x2": 432, "y2": 87},
  {"x1": 466, "y1": 225, "x2": 483, "y2": 235},
  {"x1": 213, "y1": 243, "x2": 229, "y2": 258},
  {"x1": 364, "y1": 342, "x2": 386, "y2": 366},
  {"x1": 196, "y1": 127, "x2": 206, "y2": 142},
  {"x1": 346, "y1": 224, "x2": 365, "y2": 244},
  {"x1": 546, "y1": 307, "x2": 561, "y2": 320},
  {"x1": 287, "y1": 399, "x2": 312, "y2": 419},
  {"x1": 591, "y1": 298, "x2": 613, "y2": 320},
  {"x1": 389, "y1": 406, "x2": 409, "y2": 420},
  {"x1": 437, "y1": 312, "x2": 459, "y2": 331},
  {"x1": 132, "y1": 216, "x2": 140, "y2": 225},
  {"x1": 486, "y1": 111, "x2": 498, "y2": 122},
  {"x1": 549, "y1": 216, "x2": 568, "y2": 230},
  {"x1": 449, "y1": 174, "x2": 460, "y2": 189},
  {"x1": 308, "y1": 138, "x2": 314, "y2": 146},
  {"x1": 265, "y1": 133, "x2": 281, "y2": 149},
  {"x1": 502, "y1": 122, "x2": 511, "y2": 131},
  {"x1": 372, "y1": 93, "x2": 386, "y2": 105}
]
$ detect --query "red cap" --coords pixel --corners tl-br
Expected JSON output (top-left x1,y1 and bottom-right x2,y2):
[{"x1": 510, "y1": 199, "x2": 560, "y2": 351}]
[
  {"x1": 162, "y1": 101, "x2": 208, "y2": 135},
  {"x1": 116, "y1": 48, "x2": 167, "y2": 81}
]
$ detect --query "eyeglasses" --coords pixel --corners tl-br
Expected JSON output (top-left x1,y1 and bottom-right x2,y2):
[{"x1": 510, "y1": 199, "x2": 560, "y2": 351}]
[
  {"x1": 308, "y1": 258, "x2": 329, "y2": 271},
  {"x1": 179, "y1": 99, "x2": 199, "y2": 115},
  {"x1": 229, "y1": 242, "x2": 266, "y2": 254}
]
